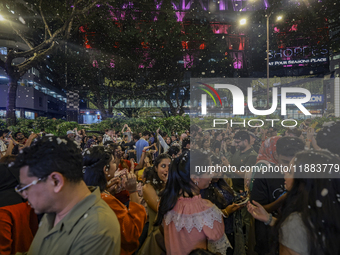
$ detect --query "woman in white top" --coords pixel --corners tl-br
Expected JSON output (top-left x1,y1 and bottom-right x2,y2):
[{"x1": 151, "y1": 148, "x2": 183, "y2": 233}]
[{"x1": 247, "y1": 150, "x2": 340, "y2": 255}]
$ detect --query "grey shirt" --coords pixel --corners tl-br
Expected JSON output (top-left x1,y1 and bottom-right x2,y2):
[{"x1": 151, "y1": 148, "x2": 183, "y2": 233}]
[
  {"x1": 280, "y1": 212, "x2": 309, "y2": 255},
  {"x1": 23, "y1": 187, "x2": 121, "y2": 255}
]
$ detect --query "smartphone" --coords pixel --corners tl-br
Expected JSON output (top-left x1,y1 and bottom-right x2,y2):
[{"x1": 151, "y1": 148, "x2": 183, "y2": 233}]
[
  {"x1": 235, "y1": 197, "x2": 249, "y2": 205},
  {"x1": 5, "y1": 131, "x2": 12, "y2": 138}
]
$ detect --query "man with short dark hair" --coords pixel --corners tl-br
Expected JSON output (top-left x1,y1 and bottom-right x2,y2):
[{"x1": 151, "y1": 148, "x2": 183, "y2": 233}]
[
  {"x1": 135, "y1": 131, "x2": 150, "y2": 162},
  {"x1": 14, "y1": 136, "x2": 120, "y2": 255},
  {"x1": 229, "y1": 131, "x2": 258, "y2": 192},
  {"x1": 250, "y1": 136, "x2": 305, "y2": 255},
  {"x1": 14, "y1": 131, "x2": 27, "y2": 145}
]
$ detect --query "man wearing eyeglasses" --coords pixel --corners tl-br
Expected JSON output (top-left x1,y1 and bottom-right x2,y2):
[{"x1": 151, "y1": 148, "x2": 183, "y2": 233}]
[{"x1": 13, "y1": 136, "x2": 121, "y2": 255}]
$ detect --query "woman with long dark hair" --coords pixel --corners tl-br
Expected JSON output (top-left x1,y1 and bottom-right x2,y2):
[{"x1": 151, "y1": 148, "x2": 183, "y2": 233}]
[
  {"x1": 247, "y1": 150, "x2": 340, "y2": 255},
  {"x1": 137, "y1": 153, "x2": 171, "y2": 255},
  {"x1": 142, "y1": 153, "x2": 171, "y2": 232},
  {"x1": 83, "y1": 147, "x2": 147, "y2": 255},
  {"x1": 154, "y1": 150, "x2": 231, "y2": 255}
]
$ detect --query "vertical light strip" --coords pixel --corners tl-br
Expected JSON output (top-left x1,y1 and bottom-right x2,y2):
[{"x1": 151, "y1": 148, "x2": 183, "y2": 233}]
[
  {"x1": 201, "y1": 94, "x2": 207, "y2": 115},
  {"x1": 335, "y1": 77, "x2": 340, "y2": 117}
]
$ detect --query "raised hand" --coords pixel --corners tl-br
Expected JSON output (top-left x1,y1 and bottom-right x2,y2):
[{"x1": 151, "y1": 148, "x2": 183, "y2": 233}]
[
  {"x1": 247, "y1": 200, "x2": 270, "y2": 223},
  {"x1": 107, "y1": 177, "x2": 121, "y2": 195},
  {"x1": 123, "y1": 172, "x2": 137, "y2": 193}
]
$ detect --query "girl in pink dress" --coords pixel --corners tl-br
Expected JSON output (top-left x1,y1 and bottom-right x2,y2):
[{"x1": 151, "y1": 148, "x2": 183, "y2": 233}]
[{"x1": 155, "y1": 150, "x2": 231, "y2": 255}]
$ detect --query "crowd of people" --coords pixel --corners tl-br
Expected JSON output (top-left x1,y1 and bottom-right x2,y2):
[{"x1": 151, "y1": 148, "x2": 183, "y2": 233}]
[{"x1": 0, "y1": 120, "x2": 339, "y2": 255}]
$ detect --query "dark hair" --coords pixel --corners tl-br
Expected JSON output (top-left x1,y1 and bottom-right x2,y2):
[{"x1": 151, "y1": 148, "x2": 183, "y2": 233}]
[
  {"x1": 142, "y1": 131, "x2": 150, "y2": 137},
  {"x1": 167, "y1": 144, "x2": 181, "y2": 157},
  {"x1": 273, "y1": 150, "x2": 340, "y2": 255},
  {"x1": 103, "y1": 140, "x2": 114, "y2": 146},
  {"x1": 133, "y1": 133, "x2": 140, "y2": 141},
  {"x1": 182, "y1": 137, "x2": 190, "y2": 149},
  {"x1": 316, "y1": 122, "x2": 340, "y2": 155},
  {"x1": 201, "y1": 138, "x2": 210, "y2": 148},
  {"x1": 83, "y1": 147, "x2": 111, "y2": 192},
  {"x1": 13, "y1": 136, "x2": 83, "y2": 182},
  {"x1": 14, "y1": 131, "x2": 24, "y2": 138},
  {"x1": 214, "y1": 132, "x2": 222, "y2": 139},
  {"x1": 154, "y1": 150, "x2": 210, "y2": 226},
  {"x1": 285, "y1": 128, "x2": 302, "y2": 137},
  {"x1": 143, "y1": 166, "x2": 154, "y2": 183},
  {"x1": 201, "y1": 178, "x2": 233, "y2": 210},
  {"x1": 144, "y1": 154, "x2": 171, "y2": 192},
  {"x1": 233, "y1": 130, "x2": 250, "y2": 142},
  {"x1": 190, "y1": 124, "x2": 200, "y2": 134},
  {"x1": 276, "y1": 136, "x2": 305, "y2": 157}
]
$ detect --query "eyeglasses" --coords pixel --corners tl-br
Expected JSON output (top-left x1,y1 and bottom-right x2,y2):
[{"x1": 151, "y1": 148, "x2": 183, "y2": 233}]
[{"x1": 15, "y1": 178, "x2": 44, "y2": 194}]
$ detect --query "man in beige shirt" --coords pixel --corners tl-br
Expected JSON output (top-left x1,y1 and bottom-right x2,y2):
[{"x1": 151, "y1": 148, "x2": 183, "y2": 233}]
[{"x1": 13, "y1": 136, "x2": 121, "y2": 255}]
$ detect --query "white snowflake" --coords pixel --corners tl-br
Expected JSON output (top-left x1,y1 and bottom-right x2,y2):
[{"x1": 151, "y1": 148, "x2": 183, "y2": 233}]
[
  {"x1": 321, "y1": 188, "x2": 328, "y2": 197},
  {"x1": 316, "y1": 200, "x2": 322, "y2": 207}
]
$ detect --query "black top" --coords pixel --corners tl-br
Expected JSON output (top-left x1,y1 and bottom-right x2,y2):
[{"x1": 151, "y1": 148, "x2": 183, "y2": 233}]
[
  {"x1": 250, "y1": 173, "x2": 285, "y2": 254},
  {"x1": 0, "y1": 164, "x2": 24, "y2": 207}
]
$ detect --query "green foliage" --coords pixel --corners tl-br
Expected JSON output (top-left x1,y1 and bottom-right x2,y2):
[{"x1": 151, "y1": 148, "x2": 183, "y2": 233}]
[
  {"x1": 88, "y1": 115, "x2": 191, "y2": 135},
  {"x1": 1, "y1": 116, "x2": 339, "y2": 137},
  {"x1": 5, "y1": 117, "x2": 81, "y2": 137}
]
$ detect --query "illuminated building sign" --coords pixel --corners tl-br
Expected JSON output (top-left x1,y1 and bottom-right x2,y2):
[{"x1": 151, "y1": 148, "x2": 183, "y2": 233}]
[
  {"x1": 284, "y1": 94, "x2": 324, "y2": 104},
  {"x1": 269, "y1": 46, "x2": 328, "y2": 59},
  {"x1": 268, "y1": 46, "x2": 328, "y2": 67},
  {"x1": 269, "y1": 58, "x2": 327, "y2": 66}
]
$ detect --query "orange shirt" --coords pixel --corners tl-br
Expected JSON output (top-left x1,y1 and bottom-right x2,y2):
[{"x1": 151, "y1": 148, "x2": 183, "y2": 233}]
[
  {"x1": 101, "y1": 193, "x2": 147, "y2": 255},
  {"x1": 0, "y1": 202, "x2": 38, "y2": 255}
]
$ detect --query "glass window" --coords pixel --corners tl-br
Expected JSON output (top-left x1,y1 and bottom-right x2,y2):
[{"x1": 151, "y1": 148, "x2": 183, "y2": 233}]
[
  {"x1": 0, "y1": 47, "x2": 7, "y2": 55},
  {"x1": 0, "y1": 110, "x2": 6, "y2": 118},
  {"x1": 25, "y1": 111, "x2": 35, "y2": 119}
]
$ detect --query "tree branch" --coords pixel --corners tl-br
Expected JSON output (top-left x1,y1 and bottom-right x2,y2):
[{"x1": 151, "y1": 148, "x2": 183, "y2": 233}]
[
  {"x1": 39, "y1": 0, "x2": 52, "y2": 38},
  {"x1": 76, "y1": 0, "x2": 100, "y2": 15},
  {"x1": 13, "y1": 0, "x2": 99, "y2": 59},
  {"x1": 18, "y1": 42, "x2": 57, "y2": 76},
  {"x1": 10, "y1": 23, "x2": 33, "y2": 50}
]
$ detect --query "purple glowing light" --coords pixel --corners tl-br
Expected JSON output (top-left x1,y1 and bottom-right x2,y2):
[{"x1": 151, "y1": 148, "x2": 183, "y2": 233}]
[
  {"x1": 183, "y1": 54, "x2": 193, "y2": 68},
  {"x1": 173, "y1": 0, "x2": 193, "y2": 11},
  {"x1": 110, "y1": 59, "x2": 115, "y2": 68},
  {"x1": 264, "y1": 0, "x2": 269, "y2": 9},
  {"x1": 199, "y1": 0, "x2": 208, "y2": 11},
  {"x1": 233, "y1": 61, "x2": 242, "y2": 69},
  {"x1": 219, "y1": 0, "x2": 226, "y2": 10},
  {"x1": 231, "y1": 52, "x2": 243, "y2": 69},
  {"x1": 155, "y1": 0, "x2": 162, "y2": 10},
  {"x1": 176, "y1": 12, "x2": 186, "y2": 22}
]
